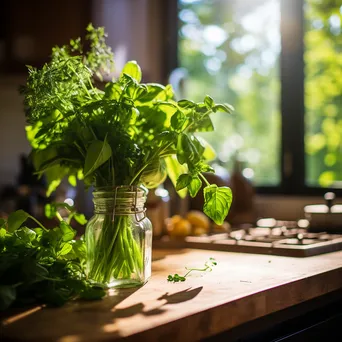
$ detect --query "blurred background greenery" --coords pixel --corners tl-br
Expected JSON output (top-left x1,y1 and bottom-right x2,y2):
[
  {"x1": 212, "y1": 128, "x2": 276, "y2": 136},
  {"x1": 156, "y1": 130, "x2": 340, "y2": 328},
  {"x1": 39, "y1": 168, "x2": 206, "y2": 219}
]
[{"x1": 177, "y1": 0, "x2": 341, "y2": 188}]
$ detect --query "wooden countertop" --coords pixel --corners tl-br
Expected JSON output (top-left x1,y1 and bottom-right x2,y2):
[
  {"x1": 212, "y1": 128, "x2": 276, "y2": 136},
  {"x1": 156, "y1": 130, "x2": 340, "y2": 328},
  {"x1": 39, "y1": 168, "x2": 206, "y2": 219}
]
[{"x1": 2, "y1": 249, "x2": 342, "y2": 342}]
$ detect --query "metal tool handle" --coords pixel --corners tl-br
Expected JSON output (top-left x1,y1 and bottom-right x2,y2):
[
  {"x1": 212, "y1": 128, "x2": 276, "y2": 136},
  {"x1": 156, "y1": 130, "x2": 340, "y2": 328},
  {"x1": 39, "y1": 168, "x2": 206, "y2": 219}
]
[{"x1": 324, "y1": 192, "x2": 335, "y2": 212}]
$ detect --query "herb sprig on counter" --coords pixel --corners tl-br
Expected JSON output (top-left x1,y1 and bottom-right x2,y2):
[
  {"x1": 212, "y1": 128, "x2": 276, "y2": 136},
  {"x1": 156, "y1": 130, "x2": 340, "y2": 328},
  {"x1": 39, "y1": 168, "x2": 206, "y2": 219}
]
[
  {"x1": 167, "y1": 258, "x2": 217, "y2": 282},
  {"x1": 0, "y1": 205, "x2": 105, "y2": 311}
]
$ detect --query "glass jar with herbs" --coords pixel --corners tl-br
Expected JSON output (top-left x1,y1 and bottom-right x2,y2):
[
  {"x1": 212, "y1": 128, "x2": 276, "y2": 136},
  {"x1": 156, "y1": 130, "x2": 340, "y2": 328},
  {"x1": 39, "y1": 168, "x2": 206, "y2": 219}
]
[
  {"x1": 21, "y1": 24, "x2": 233, "y2": 288},
  {"x1": 86, "y1": 186, "x2": 152, "y2": 287}
]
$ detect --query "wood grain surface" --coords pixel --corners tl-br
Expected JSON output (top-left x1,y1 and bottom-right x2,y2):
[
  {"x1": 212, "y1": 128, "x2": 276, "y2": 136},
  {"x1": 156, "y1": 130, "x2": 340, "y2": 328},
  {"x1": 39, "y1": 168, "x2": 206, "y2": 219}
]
[{"x1": 2, "y1": 248, "x2": 342, "y2": 342}]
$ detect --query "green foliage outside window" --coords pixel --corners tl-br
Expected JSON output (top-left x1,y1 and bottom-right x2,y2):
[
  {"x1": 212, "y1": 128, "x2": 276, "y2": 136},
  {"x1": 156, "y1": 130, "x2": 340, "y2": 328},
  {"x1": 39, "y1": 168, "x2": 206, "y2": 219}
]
[
  {"x1": 305, "y1": 0, "x2": 342, "y2": 187},
  {"x1": 178, "y1": 0, "x2": 341, "y2": 188},
  {"x1": 178, "y1": 0, "x2": 280, "y2": 185}
]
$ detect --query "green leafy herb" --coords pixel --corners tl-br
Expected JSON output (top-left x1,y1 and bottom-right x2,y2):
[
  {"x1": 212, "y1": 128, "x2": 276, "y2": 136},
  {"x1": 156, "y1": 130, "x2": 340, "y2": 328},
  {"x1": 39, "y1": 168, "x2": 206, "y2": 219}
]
[
  {"x1": 20, "y1": 24, "x2": 233, "y2": 285},
  {"x1": 203, "y1": 185, "x2": 233, "y2": 225},
  {"x1": 167, "y1": 258, "x2": 217, "y2": 282},
  {"x1": 8, "y1": 209, "x2": 46, "y2": 232},
  {"x1": 7, "y1": 210, "x2": 30, "y2": 233},
  {"x1": 83, "y1": 138, "x2": 112, "y2": 178},
  {"x1": 121, "y1": 60, "x2": 142, "y2": 83},
  {"x1": 0, "y1": 206, "x2": 104, "y2": 311}
]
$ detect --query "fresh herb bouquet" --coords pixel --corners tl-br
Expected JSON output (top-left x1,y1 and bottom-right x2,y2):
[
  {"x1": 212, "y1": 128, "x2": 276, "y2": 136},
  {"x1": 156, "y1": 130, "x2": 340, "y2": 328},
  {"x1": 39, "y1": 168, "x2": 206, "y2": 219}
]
[
  {"x1": 20, "y1": 24, "x2": 233, "y2": 287},
  {"x1": 0, "y1": 204, "x2": 105, "y2": 311}
]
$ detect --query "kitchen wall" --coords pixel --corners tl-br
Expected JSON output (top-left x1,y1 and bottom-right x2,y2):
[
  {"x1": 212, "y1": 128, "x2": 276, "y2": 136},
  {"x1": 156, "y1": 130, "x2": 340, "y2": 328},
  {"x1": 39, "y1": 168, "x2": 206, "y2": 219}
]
[
  {"x1": 0, "y1": 75, "x2": 30, "y2": 188},
  {"x1": 0, "y1": 0, "x2": 165, "y2": 187},
  {"x1": 92, "y1": 0, "x2": 165, "y2": 82}
]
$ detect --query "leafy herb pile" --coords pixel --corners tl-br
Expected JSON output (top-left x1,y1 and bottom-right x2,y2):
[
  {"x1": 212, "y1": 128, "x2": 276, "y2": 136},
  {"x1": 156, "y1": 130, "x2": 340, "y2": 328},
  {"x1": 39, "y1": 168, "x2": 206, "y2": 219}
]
[
  {"x1": 167, "y1": 258, "x2": 217, "y2": 282},
  {"x1": 0, "y1": 205, "x2": 105, "y2": 311},
  {"x1": 19, "y1": 24, "x2": 233, "y2": 285}
]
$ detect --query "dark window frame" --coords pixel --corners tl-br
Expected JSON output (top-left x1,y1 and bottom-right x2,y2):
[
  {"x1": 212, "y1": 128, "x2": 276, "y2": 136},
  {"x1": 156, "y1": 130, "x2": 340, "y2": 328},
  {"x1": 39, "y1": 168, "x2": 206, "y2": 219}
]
[{"x1": 162, "y1": 0, "x2": 341, "y2": 197}]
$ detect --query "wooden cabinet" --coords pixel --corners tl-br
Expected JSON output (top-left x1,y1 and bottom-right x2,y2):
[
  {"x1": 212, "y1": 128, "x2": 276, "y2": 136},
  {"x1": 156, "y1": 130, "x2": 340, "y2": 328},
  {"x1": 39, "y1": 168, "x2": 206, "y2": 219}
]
[
  {"x1": 204, "y1": 293, "x2": 342, "y2": 341},
  {"x1": 0, "y1": 0, "x2": 171, "y2": 82},
  {"x1": 0, "y1": 0, "x2": 91, "y2": 73}
]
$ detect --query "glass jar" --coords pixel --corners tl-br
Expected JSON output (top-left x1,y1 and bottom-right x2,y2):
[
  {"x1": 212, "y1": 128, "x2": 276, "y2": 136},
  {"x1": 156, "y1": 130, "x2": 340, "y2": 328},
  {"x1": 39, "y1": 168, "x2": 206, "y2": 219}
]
[{"x1": 85, "y1": 186, "x2": 152, "y2": 288}]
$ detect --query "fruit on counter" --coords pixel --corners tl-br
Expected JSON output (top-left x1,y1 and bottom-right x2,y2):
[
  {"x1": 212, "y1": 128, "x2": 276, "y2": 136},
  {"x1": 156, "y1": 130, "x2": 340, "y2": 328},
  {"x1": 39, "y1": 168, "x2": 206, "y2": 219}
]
[
  {"x1": 166, "y1": 214, "x2": 182, "y2": 228},
  {"x1": 166, "y1": 215, "x2": 192, "y2": 237},
  {"x1": 212, "y1": 221, "x2": 231, "y2": 232},
  {"x1": 192, "y1": 226, "x2": 208, "y2": 236},
  {"x1": 165, "y1": 211, "x2": 230, "y2": 238},
  {"x1": 186, "y1": 210, "x2": 210, "y2": 231}
]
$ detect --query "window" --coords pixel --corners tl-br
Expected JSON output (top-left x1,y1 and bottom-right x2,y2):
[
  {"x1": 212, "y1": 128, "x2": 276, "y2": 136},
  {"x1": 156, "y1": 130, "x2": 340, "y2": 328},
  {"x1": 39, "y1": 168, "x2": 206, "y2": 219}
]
[
  {"x1": 178, "y1": 0, "x2": 281, "y2": 186},
  {"x1": 169, "y1": 0, "x2": 342, "y2": 195},
  {"x1": 304, "y1": 0, "x2": 342, "y2": 188}
]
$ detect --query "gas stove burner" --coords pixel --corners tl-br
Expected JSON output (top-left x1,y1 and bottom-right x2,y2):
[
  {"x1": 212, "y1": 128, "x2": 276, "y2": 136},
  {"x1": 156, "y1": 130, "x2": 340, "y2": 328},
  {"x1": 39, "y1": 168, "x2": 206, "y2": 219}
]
[
  {"x1": 278, "y1": 237, "x2": 329, "y2": 246},
  {"x1": 160, "y1": 226, "x2": 342, "y2": 257},
  {"x1": 217, "y1": 228, "x2": 342, "y2": 256},
  {"x1": 256, "y1": 218, "x2": 299, "y2": 229},
  {"x1": 156, "y1": 215, "x2": 342, "y2": 257}
]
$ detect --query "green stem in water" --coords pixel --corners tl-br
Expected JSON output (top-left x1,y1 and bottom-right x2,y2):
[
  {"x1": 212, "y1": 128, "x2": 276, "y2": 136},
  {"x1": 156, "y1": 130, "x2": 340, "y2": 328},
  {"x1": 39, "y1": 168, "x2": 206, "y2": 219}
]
[{"x1": 86, "y1": 214, "x2": 144, "y2": 285}]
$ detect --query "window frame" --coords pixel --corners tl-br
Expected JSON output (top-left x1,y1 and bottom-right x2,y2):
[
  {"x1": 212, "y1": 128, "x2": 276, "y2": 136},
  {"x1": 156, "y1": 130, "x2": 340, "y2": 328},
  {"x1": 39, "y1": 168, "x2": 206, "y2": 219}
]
[{"x1": 162, "y1": 0, "x2": 342, "y2": 197}]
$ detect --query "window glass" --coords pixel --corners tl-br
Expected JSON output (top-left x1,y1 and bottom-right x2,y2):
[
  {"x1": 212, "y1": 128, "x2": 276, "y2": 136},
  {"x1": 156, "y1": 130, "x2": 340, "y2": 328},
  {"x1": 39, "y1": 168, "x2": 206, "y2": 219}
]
[
  {"x1": 304, "y1": 0, "x2": 342, "y2": 188},
  {"x1": 177, "y1": 0, "x2": 281, "y2": 185}
]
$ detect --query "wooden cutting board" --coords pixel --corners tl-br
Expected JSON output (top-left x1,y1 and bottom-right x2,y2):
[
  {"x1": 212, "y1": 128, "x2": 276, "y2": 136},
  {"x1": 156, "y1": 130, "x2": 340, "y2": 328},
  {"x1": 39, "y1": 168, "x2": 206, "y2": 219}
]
[{"x1": 2, "y1": 248, "x2": 342, "y2": 341}]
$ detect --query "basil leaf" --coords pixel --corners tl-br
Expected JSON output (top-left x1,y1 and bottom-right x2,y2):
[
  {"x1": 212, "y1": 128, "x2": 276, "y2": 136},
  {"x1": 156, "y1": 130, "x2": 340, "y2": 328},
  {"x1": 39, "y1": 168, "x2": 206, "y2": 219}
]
[
  {"x1": 0, "y1": 218, "x2": 6, "y2": 228},
  {"x1": 7, "y1": 210, "x2": 30, "y2": 233},
  {"x1": 164, "y1": 156, "x2": 188, "y2": 198},
  {"x1": 188, "y1": 176, "x2": 202, "y2": 198},
  {"x1": 134, "y1": 85, "x2": 148, "y2": 100},
  {"x1": 164, "y1": 84, "x2": 175, "y2": 99},
  {"x1": 199, "y1": 164, "x2": 215, "y2": 173},
  {"x1": 203, "y1": 185, "x2": 233, "y2": 225},
  {"x1": 212, "y1": 103, "x2": 234, "y2": 113},
  {"x1": 177, "y1": 99, "x2": 196, "y2": 108},
  {"x1": 204, "y1": 95, "x2": 215, "y2": 109},
  {"x1": 83, "y1": 139, "x2": 112, "y2": 178},
  {"x1": 177, "y1": 133, "x2": 201, "y2": 166},
  {"x1": 73, "y1": 213, "x2": 88, "y2": 225},
  {"x1": 33, "y1": 228, "x2": 44, "y2": 236},
  {"x1": 58, "y1": 243, "x2": 73, "y2": 256},
  {"x1": 31, "y1": 146, "x2": 58, "y2": 170},
  {"x1": 60, "y1": 222, "x2": 76, "y2": 242},
  {"x1": 176, "y1": 174, "x2": 191, "y2": 191},
  {"x1": 104, "y1": 82, "x2": 122, "y2": 100},
  {"x1": 171, "y1": 111, "x2": 187, "y2": 131},
  {"x1": 187, "y1": 116, "x2": 214, "y2": 133},
  {"x1": 15, "y1": 227, "x2": 36, "y2": 244},
  {"x1": 45, "y1": 203, "x2": 57, "y2": 219},
  {"x1": 155, "y1": 102, "x2": 178, "y2": 121},
  {"x1": 0, "y1": 227, "x2": 6, "y2": 239},
  {"x1": 73, "y1": 239, "x2": 87, "y2": 260},
  {"x1": 137, "y1": 83, "x2": 165, "y2": 102},
  {"x1": 190, "y1": 136, "x2": 205, "y2": 156},
  {"x1": 121, "y1": 60, "x2": 142, "y2": 82}
]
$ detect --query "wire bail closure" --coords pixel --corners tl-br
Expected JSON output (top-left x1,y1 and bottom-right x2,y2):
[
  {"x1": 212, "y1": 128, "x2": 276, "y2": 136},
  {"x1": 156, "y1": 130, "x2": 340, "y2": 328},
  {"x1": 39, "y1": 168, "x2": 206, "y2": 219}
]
[{"x1": 111, "y1": 185, "x2": 146, "y2": 224}]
